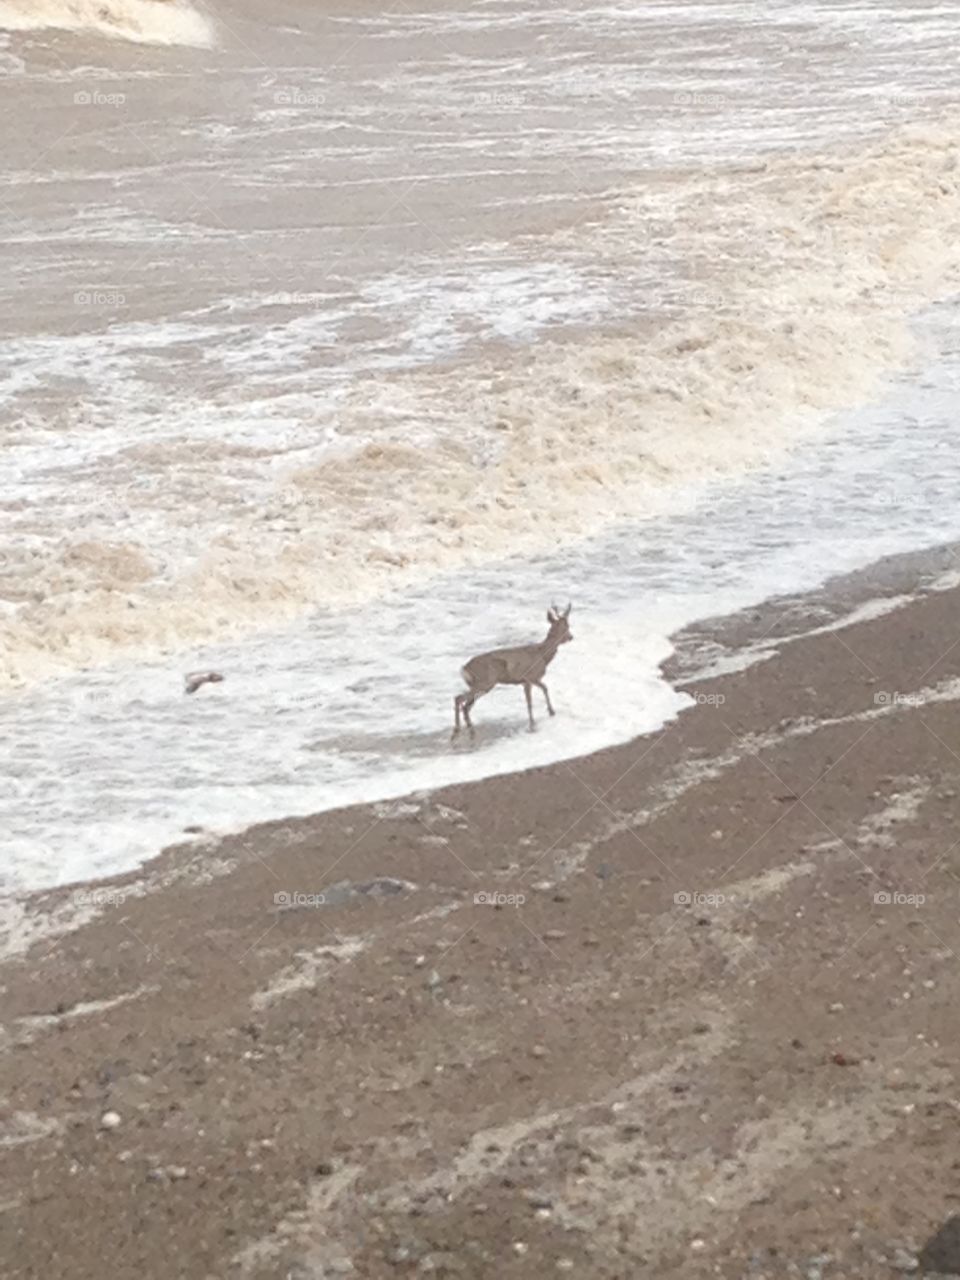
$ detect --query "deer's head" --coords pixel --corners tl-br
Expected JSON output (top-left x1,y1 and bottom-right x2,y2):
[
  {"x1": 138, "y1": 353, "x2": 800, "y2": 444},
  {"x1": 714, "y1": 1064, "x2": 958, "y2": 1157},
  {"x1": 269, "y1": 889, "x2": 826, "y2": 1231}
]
[{"x1": 546, "y1": 603, "x2": 573, "y2": 645}]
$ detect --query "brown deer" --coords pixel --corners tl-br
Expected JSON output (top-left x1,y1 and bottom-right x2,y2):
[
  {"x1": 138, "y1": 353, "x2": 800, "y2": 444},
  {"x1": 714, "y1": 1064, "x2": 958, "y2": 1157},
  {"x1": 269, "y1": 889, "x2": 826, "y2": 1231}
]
[{"x1": 453, "y1": 604, "x2": 573, "y2": 739}]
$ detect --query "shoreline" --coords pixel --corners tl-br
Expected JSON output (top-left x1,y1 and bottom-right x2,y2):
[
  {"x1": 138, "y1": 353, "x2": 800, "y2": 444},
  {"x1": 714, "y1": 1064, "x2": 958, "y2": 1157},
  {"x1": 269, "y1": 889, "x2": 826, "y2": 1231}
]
[
  {"x1": 5, "y1": 543, "x2": 960, "y2": 1276},
  {"x1": 8, "y1": 539, "x2": 960, "y2": 924}
]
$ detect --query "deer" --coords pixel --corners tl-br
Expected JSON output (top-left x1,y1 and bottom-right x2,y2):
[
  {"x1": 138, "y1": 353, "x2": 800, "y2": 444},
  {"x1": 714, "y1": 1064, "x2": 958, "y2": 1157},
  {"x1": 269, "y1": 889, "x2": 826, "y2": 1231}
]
[{"x1": 452, "y1": 604, "x2": 573, "y2": 740}]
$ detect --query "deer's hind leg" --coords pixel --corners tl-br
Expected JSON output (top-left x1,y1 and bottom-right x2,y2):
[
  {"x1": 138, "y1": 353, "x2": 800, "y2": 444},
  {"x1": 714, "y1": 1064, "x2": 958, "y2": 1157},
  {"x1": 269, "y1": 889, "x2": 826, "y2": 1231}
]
[
  {"x1": 535, "y1": 681, "x2": 555, "y2": 716},
  {"x1": 453, "y1": 686, "x2": 484, "y2": 741},
  {"x1": 452, "y1": 692, "x2": 470, "y2": 739}
]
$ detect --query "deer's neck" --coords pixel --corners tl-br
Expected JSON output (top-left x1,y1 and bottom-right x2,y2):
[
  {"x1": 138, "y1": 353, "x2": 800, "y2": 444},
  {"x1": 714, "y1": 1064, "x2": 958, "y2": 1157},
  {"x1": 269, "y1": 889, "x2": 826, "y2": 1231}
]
[{"x1": 540, "y1": 633, "x2": 561, "y2": 664}]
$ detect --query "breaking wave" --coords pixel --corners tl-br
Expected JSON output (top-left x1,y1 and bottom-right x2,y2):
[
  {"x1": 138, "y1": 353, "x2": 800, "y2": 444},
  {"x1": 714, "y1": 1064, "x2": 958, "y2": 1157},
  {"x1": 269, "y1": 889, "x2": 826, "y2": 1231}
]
[
  {"x1": 0, "y1": 0, "x2": 214, "y2": 45},
  {"x1": 4, "y1": 116, "x2": 960, "y2": 687}
]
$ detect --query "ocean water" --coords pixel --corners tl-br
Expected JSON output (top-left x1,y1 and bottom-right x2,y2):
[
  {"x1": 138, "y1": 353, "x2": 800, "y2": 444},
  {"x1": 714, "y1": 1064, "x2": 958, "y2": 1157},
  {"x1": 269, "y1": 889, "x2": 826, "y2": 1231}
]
[{"x1": 2, "y1": 0, "x2": 960, "y2": 890}]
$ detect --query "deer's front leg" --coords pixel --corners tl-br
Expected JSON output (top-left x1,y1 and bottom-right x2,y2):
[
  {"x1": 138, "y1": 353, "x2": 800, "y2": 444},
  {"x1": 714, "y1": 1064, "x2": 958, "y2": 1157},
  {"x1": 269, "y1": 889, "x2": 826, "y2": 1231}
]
[
  {"x1": 523, "y1": 683, "x2": 535, "y2": 731},
  {"x1": 536, "y1": 681, "x2": 555, "y2": 716}
]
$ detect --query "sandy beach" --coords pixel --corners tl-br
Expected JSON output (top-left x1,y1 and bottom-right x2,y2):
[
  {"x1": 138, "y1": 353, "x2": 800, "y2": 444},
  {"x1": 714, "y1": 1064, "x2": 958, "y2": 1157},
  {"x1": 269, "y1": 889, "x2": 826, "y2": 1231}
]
[
  {"x1": 6, "y1": 0, "x2": 960, "y2": 1274},
  {"x1": 5, "y1": 548, "x2": 960, "y2": 1278}
]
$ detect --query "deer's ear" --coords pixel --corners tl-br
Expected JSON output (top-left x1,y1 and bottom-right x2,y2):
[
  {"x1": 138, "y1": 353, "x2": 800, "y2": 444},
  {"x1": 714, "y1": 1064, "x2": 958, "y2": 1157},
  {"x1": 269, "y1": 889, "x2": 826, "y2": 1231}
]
[
  {"x1": 547, "y1": 608, "x2": 557, "y2": 623},
  {"x1": 563, "y1": 603, "x2": 572, "y2": 617}
]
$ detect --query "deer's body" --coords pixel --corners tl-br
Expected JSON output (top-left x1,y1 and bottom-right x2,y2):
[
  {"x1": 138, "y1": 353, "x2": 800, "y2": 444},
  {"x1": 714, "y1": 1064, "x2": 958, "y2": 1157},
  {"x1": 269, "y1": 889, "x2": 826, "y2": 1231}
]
[{"x1": 453, "y1": 605, "x2": 573, "y2": 739}]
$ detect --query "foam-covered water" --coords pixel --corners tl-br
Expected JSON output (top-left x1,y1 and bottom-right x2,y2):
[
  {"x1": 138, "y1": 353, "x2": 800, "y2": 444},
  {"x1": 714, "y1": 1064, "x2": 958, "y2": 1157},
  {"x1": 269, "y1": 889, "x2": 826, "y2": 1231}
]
[
  {"x1": 5, "y1": 120, "x2": 960, "y2": 687},
  {"x1": 0, "y1": 0, "x2": 212, "y2": 44},
  {"x1": 6, "y1": 299, "x2": 960, "y2": 891},
  {"x1": 3, "y1": 0, "x2": 960, "y2": 889}
]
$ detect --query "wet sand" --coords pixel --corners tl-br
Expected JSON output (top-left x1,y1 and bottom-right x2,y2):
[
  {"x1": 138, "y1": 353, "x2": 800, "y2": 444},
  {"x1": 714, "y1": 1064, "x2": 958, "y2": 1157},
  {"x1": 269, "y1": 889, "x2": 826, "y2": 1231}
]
[{"x1": 5, "y1": 549, "x2": 960, "y2": 1278}]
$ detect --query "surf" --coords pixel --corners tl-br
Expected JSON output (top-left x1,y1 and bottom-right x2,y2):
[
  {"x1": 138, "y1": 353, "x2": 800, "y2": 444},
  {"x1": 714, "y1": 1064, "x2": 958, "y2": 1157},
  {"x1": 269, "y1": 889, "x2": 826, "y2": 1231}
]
[
  {"x1": 3, "y1": 116, "x2": 960, "y2": 689},
  {"x1": 0, "y1": 0, "x2": 214, "y2": 45}
]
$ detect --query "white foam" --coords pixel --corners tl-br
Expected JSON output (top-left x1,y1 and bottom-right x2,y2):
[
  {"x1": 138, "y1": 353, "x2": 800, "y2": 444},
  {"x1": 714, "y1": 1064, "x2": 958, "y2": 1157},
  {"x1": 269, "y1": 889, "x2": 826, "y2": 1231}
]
[
  {"x1": 7, "y1": 115, "x2": 960, "y2": 689},
  {"x1": 8, "y1": 295, "x2": 960, "y2": 892},
  {"x1": 0, "y1": 620, "x2": 686, "y2": 891},
  {"x1": 0, "y1": 0, "x2": 214, "y2": 45}
]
